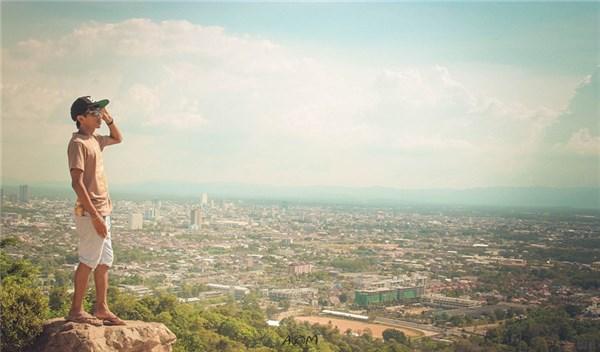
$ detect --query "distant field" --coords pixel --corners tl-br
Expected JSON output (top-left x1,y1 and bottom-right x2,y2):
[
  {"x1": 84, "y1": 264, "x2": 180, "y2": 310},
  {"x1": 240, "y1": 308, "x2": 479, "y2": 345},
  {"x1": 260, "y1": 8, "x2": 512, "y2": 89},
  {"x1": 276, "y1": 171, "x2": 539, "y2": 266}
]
[{"x1": 294, "y1": 316, "x2": 424, "y2": 338}]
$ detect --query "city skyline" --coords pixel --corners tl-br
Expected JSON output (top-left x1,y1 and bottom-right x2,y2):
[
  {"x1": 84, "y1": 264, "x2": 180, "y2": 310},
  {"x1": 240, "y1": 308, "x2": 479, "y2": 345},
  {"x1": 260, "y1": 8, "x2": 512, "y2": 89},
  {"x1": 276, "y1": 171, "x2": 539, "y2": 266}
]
[{"x1": 2, "y1": 2, "x2": 599, "y2": 189}]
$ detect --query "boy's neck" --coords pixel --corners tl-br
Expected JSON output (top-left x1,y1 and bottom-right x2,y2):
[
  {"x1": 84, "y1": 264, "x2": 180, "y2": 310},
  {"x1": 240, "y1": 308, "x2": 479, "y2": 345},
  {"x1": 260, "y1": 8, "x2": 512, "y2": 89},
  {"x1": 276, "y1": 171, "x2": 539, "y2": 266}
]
[{"x1": 78, "y1": 125, "x2": 95, "y2": 136}]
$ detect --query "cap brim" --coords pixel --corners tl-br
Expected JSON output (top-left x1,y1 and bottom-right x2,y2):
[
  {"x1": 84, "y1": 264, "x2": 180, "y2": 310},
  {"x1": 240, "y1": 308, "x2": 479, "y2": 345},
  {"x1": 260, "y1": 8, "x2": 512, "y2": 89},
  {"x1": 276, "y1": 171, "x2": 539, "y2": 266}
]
[{"x1": 91, "y1": 99, "x2": 110, "y2": 109}]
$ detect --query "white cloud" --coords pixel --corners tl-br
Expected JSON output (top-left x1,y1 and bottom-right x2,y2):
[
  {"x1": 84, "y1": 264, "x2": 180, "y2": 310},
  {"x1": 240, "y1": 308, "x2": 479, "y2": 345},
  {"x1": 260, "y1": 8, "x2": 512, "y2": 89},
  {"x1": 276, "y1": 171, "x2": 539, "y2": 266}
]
[
  {"x1": 1, "y1": 18, "x2": 591, "y2": 187},
  {"x1": 564, "y1": 129, "x2": 600, "y2": 155}
]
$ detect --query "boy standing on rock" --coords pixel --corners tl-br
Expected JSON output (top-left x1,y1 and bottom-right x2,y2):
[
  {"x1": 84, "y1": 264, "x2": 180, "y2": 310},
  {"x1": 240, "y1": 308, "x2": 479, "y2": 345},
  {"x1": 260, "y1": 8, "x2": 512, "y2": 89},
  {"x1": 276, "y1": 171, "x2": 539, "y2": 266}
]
[{"x1": 66, "y1": 96, "x2": 125, "y2": 326}]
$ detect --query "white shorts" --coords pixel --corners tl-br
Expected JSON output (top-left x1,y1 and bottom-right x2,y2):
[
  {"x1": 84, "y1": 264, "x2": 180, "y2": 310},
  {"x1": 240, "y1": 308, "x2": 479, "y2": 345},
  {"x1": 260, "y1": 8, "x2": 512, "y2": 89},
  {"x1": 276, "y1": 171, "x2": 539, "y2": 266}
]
[{"x1": 74, "y1": 215, "x2": 113, "y2": 269}]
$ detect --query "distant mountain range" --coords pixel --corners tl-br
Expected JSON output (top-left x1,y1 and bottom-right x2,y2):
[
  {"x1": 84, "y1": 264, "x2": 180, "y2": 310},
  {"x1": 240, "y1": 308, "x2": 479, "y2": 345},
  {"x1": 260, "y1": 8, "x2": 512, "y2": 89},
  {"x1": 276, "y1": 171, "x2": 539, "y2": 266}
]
[{"x1": 3, "y1": 181, "x2": 599, "y2": 210}]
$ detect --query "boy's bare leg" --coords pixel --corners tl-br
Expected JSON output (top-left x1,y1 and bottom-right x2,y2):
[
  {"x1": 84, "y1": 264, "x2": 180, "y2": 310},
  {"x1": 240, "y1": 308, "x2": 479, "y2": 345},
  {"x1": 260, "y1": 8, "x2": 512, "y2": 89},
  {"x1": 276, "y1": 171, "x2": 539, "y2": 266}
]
[
  {"x1": 69, "y1": 262, "x2": 92, "y2": 314},
  {"x1": 68, "y1": 262, "x2": 98, "y2": 321},
  {"x1": 93, "y1": 264, "x2": 124, "y2": 324},
  {"x1": 93, "y1": 264, "x2": 110, "y2": 314}
]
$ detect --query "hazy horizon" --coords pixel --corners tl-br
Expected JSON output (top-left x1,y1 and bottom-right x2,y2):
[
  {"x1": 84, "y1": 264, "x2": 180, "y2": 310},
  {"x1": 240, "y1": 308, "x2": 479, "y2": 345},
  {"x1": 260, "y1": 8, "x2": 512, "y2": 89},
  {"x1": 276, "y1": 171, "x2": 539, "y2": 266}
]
[
  {"x1": 2, "y1": 2, "x2": 599, "y2": 190},
  {"x1": 3, "y1": 181, "x2": 599, "y2": 210}
]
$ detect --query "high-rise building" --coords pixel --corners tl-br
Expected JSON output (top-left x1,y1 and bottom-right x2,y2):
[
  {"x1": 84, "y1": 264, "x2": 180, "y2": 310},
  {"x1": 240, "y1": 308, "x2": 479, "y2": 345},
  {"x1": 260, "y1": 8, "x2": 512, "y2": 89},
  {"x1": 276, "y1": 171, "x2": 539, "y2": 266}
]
[
  {"x1": 201, "y1": 193, "x2": 208, "y2": 207},
  {"x1": 18, "y1": 185, "x2": 29, "y2": 203},
  {"x1": 128, "y1": 213, "x2": 143, "y2": 230},
  {"x1": 190, "y1": 208, "x2": 202, "y2": 230},
  {"x1": 144, "y1": 208, "x2": 156, "y2": 220},
  {"x1": 149, "y1": 199, "x2": 161, "y2": 219}
]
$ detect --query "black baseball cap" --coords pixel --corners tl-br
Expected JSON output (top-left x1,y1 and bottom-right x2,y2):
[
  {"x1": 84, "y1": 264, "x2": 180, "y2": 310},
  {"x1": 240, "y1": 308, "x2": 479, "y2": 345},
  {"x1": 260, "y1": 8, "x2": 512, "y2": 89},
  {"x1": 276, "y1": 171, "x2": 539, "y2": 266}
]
[{"x1": 70, "y1": 96, "x2": 110, "y2": 120}]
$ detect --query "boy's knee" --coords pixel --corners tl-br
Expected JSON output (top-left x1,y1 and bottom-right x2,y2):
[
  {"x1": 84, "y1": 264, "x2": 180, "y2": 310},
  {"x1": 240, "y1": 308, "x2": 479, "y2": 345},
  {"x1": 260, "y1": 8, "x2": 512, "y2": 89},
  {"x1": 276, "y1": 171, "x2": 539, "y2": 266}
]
[
  {"x1": 95, "y1": 264, "x2": 110, "y2": 271},
  {"x1": 78, "y1": 261, "x2": 94, "y2": 271}
]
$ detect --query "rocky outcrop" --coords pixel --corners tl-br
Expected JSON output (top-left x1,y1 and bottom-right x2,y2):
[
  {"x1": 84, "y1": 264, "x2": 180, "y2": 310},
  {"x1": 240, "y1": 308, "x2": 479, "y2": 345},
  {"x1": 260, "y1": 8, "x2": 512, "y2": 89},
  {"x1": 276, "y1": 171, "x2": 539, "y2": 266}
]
[{"x1": 28, "y1": 318, "x2": 177, "y2": 352}]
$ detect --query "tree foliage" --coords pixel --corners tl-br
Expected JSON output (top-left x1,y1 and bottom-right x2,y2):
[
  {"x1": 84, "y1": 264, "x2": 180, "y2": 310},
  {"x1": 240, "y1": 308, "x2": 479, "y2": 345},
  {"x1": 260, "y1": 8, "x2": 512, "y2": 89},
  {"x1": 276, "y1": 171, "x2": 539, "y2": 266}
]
[
  {"x1": 382, "y1": 328, "x2": 408, "y2": 344},
  {"x1": 0, "y1": 251, "x2": 49, "y2": 352}
]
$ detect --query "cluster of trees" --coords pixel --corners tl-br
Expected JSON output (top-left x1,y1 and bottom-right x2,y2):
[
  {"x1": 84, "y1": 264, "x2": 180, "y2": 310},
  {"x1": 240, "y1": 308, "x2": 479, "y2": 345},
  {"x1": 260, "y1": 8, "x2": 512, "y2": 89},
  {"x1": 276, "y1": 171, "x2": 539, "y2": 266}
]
[
  {"x1": 433, "y1": 307, "x2": 526, "y2": 328},
  {"x1": 475, "y1": 263, "x2": 600, "y2": 300},
  {"x1": 107, "y1": 291, "x2": 415, "y2": 352},
  {"x1": 526, "y1": 246, "x2": 599, "y2": 265},
  {"x1": 0, "y1": 238, "x2": 49, "y2": 352},
  {"x1": 486, "y1": 307, "x2": 600, "y2": 352},
  {"x1": 330, "y1": 258, "x2": 375, "y2": 272},
  {"x1": 568, "y1": 270, "x2": 600, "y2": 290}
]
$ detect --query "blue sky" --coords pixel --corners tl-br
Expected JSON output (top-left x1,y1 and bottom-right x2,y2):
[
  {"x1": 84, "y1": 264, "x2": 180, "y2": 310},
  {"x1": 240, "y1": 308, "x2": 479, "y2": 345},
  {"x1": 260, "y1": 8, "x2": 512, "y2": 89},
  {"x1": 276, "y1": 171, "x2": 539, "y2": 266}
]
[
  {"x1": 4, "y1": 2, "x2": 597, "y2": 74},
  {"x1": 2, "y1": 2, "x2": 599, "y2": 189}
]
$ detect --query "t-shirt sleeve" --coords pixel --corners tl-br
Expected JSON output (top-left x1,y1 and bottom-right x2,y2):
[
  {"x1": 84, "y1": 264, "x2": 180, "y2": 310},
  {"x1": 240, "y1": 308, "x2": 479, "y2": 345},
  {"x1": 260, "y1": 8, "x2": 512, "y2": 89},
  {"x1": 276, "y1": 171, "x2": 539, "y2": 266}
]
[
  {"x1": 95, "y1": 135, "x2": 111, "y2": 151},
  {"x1": 67, "y1": 142, "x2": 85, "y2": 171}
]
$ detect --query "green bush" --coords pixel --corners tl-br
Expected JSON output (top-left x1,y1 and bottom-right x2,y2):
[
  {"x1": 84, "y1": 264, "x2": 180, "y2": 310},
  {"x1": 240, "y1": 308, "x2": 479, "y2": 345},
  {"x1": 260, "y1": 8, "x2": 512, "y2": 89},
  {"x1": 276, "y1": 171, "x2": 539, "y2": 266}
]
[
  {"x1": 0, "y1": 253, "x2": 49, "y2": 352},
  {"x1": 383, "y1": 328, "x2": 408, "y2": 344}
]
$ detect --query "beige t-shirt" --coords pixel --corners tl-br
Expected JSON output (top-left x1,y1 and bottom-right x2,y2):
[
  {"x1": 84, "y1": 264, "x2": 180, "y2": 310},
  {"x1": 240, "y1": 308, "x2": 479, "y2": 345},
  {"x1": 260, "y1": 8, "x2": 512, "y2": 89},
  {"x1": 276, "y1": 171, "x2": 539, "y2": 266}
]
[{"x1": 67, "y1": 132, "x2": 113, "y2": 216}]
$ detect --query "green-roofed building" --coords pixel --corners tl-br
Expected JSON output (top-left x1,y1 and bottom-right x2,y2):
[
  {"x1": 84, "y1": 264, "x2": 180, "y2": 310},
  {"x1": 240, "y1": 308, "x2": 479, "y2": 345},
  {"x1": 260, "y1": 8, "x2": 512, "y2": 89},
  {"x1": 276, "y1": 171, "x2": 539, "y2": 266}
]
[{"x1": 354, "y1": 286, "x2": 424, "y2": 307}]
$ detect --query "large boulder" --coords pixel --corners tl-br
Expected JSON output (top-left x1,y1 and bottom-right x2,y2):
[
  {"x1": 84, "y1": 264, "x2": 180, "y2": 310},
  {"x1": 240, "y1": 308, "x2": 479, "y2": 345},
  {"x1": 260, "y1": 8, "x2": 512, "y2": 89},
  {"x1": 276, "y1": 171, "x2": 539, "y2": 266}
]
[{"x1": 27, "y1": 318, "x2": 177, "y2": 352}]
